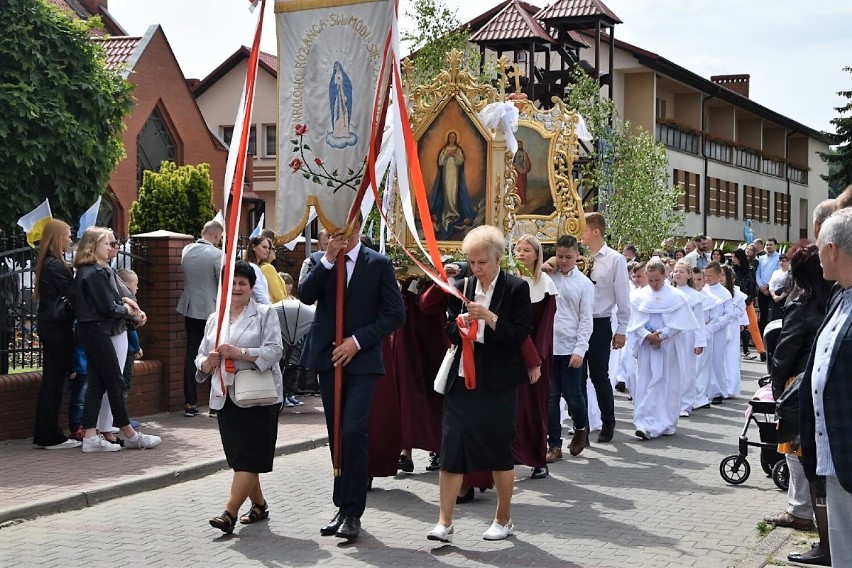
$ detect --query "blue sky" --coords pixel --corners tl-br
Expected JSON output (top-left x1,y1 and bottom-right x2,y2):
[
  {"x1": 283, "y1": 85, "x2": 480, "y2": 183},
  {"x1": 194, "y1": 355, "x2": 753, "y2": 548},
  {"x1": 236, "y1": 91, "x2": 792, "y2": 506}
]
[{"x1": 107, "y1": 0, "x2": 851, "y2": 135}]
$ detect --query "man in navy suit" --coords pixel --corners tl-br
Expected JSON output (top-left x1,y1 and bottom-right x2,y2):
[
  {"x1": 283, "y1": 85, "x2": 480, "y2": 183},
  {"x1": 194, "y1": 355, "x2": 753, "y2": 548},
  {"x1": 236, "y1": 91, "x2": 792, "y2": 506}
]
[
  {"x1": 801, "y1": 208, "x2": 852, "y2": 566},
  {"x1": 299, "y1": 217, "x2": 405, "y2": 541}
]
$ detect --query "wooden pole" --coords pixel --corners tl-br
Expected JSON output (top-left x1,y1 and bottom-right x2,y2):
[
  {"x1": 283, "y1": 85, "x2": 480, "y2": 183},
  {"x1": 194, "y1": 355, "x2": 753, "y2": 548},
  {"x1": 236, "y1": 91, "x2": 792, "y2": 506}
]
[{"x1": 332, "y1": 247, "x2": 345, "y2": 476}]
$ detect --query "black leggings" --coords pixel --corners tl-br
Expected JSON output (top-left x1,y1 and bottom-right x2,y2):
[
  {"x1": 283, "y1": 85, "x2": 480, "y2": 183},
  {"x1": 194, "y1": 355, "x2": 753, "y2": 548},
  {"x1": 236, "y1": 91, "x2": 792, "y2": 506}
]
[{"x1": 79, "y1": 323, "x2": 130, "y2": 430}]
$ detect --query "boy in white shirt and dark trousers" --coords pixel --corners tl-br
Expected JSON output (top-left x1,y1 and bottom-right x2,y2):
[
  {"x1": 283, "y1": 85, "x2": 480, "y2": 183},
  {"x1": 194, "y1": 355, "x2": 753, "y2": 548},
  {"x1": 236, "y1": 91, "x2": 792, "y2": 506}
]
[{"x1": 546, "y1": 236, "x2": 594, "y2": 460}]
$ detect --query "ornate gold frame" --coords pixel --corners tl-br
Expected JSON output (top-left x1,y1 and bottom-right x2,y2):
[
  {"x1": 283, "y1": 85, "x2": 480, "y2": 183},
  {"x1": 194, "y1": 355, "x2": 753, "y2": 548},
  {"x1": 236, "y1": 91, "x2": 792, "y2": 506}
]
[
  {"x1": 399, "y1": 51, "x2": 514, "y2": 253},
  {"x1": 512, "y1": 97, "x2": 585, "y2": 242}
]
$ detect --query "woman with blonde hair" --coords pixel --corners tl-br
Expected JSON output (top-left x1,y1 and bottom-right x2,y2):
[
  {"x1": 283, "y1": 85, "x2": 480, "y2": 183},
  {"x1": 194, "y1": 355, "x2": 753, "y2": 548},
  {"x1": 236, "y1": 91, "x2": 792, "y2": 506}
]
[
  {"x1": 512, "y1": 234, "x2": 556, "y2": 478},
  {"x1": 74, "y1": 227, "x2": 160, "y2": 452},
  {"x1": 427, "y1": 225, "x2": 532, "y2": 543},
  {"x1": 32, "y1": 219, "x2": 79, "y2": 449},
  {"x1": 260, "y1": 243, "x2": 288, "y2": 302}
]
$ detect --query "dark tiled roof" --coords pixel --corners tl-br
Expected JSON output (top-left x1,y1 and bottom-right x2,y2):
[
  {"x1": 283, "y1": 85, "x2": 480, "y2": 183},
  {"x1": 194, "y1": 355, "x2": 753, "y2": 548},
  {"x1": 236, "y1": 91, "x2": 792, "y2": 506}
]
[
  {"x1": 259, "y1": 50, "x2": 278, "y2": 73},
  {"x1": 92, "y1": 36, "x2": 141, "y2": 73},
  {"x1": 536, "y1": 0, "x2": 622, "y2": 25},
  {"x1": 470, "y1": 0, "x2": 556, "y2": 44}
]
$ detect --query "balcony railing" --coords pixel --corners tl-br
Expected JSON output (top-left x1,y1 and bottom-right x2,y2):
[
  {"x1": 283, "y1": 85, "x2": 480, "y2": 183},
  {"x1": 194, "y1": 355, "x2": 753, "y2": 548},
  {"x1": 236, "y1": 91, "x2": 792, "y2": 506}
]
[
  {"x1": 656, "y1": 123, "x2": 699, "y2": 155},
  {"x1": 734, "y1": 148, "x2": 760, "y2": 171},
  {"x1": 704, "y1": 139, "x2": 732, "y2": 164},
  {"x1": 788, "y1": 166, "x2": 808, "y2": 185},
  {"x1": 762, "y1": 159, "x2": 784, "y2": 178}
]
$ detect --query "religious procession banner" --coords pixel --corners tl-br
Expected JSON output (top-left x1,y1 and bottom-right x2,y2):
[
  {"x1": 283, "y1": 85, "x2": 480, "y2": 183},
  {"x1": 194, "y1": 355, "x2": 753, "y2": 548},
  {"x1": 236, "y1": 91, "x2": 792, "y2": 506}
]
[{"x1": 275, "y1": 0, "x2": 394, "y2": 242}]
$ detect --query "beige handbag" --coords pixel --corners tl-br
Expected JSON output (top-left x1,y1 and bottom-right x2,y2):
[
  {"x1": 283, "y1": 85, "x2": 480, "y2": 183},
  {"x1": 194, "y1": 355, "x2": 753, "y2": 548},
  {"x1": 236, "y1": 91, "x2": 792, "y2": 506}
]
[{"x1": 233, "y1": 369, "x2": 278, "y2": 408}]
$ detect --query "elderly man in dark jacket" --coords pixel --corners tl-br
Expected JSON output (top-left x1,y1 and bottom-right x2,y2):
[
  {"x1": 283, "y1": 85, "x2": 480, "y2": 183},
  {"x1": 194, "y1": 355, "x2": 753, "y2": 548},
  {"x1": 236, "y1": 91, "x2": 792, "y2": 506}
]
[{"x1": 800, "y1": 208, "x2": 852, "y2": 566}]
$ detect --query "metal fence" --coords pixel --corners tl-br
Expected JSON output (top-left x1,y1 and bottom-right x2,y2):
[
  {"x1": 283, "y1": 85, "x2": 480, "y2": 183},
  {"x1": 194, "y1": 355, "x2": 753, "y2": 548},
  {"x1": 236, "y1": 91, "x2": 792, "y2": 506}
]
[{"x1": 0, "y1": 233, "x2": 150, "y2": 373}]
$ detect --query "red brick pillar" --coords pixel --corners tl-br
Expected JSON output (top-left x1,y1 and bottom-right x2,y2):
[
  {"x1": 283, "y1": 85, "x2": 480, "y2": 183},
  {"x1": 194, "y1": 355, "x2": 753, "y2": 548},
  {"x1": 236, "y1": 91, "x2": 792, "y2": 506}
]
[{"x1": 132, "y1": 231, "x2": 205, "y2": 412}]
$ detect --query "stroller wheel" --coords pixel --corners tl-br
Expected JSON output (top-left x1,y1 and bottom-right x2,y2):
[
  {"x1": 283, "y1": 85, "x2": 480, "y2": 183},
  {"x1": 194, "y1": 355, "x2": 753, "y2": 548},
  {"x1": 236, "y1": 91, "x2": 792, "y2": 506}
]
[
  {"x1": 720, "y1": 455, "x2": 751, "y2": 485},
  {"x1": 772, "y1": 459, "x2": 789, "y2": 491}
]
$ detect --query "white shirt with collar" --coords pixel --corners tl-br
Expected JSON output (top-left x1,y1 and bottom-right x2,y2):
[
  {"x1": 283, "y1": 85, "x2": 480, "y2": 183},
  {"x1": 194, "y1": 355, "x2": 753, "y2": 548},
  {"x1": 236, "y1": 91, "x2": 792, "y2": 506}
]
[
  {"x1": 318, "y1": 241, "x2": 363, "y2": 348},
  {"x1": 551, "y1": 267, "x2": 594, "y2": 357},
  {"x1": 457, "y1": 271, "x2": 499, "y2": 378},
  {"x1": 589, "y1": 243, "x2": 631, "y2": 334}
]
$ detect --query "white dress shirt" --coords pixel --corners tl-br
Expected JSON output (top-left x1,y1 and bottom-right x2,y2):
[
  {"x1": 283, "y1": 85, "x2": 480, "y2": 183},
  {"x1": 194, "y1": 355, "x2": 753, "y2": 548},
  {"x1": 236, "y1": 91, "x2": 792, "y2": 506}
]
[
  {"x1": 457, "y1": 272, "x2": 499, "y2": 378},
  {"x1": 589, "y1": 244, "x2": 631, "y2": 334},
  {"x1": 551, "y1": 267, "x2": 594, "y2": 357}
]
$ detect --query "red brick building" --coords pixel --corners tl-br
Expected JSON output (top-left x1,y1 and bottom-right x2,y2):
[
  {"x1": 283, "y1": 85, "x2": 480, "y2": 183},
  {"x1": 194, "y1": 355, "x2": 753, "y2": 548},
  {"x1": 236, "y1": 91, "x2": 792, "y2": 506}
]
[{"x1": 52, "y1": 0, "x2": 228, "y2": 232}]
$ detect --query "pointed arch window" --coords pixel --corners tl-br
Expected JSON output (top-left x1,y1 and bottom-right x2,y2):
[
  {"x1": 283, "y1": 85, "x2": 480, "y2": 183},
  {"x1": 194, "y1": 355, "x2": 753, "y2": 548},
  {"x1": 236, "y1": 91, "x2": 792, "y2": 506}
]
[{"x1": 137, "y1": 107, "x2": 176, "y2": 187}]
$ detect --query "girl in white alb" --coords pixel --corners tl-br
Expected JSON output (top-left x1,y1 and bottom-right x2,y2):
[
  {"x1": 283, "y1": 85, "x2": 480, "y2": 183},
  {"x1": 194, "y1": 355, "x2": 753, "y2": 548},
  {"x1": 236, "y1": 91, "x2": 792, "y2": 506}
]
[
  {"x1": 702, "y1": 262, "x2": 737, "y2": 403},
  {"x1": 627, "y1": 261, "x2": 698, "y2": 440}
]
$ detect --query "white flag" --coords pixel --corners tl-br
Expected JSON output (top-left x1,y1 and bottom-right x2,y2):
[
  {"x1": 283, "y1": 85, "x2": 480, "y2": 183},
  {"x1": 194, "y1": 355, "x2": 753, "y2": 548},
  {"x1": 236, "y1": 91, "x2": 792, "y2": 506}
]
[{"x1": 77, "y1": 196, "x2": 102, "y2": 238}]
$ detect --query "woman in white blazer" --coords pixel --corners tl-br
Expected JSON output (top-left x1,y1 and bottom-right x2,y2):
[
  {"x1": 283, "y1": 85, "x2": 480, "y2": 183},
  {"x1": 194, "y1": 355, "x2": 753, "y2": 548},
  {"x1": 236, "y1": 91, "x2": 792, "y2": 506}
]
[{"x1": 196, "y1": 261, "x2": 283, "y2": 534}]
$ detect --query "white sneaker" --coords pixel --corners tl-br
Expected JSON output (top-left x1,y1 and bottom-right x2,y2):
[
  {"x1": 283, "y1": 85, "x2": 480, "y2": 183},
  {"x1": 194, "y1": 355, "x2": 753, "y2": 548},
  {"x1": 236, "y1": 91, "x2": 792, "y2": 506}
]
[
  {"x1": 106, "y1": 427, "x2": 120, "y2": 434},
  {"x1": 426, "y1": 523, "x2": 454, "y2": 543},
  {"x1": 679, "y1": 410, "x2": 690, "y2": 418},
  {"x1": 125, "y1": 432, "x2": 161, "y2": 449},
  {"x1": 82, "y1": 434, "x2": 121, "y2": 453},
  {"x1": 483, "y1": 520, "x2": 513, "y2": 540},
  {"x1": 635, "y1": 429, "x2": 651, "y2": 440},
  {"x1": 42, "y1": 439, "x2": 82, "y2": 450}
]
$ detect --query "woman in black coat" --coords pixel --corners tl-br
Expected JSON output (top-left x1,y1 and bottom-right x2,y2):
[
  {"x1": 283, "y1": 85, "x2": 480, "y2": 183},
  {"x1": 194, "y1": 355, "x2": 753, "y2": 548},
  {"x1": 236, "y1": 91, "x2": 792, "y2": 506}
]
[
  {"x1": 427, "y1": 225, "x2": 533, "y2": 544},
  {"x1": 32, "y1": 219, "x2": 77, "y2": 449},
  {"x1": 764, "y1": 243, "x2": 832, "y2": 562}
]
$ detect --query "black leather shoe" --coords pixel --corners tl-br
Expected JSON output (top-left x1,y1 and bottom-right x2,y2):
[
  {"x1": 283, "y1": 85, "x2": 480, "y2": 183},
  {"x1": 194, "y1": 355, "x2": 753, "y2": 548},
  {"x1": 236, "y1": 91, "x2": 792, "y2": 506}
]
[
  {"x1": 615, "y1": 381, "x2": 626, "y2": 393},
  {"x1": 425, "y1": 452, "x2": 441, "y2": 471},
  {"x1": 456, "y1": 487, "x2": 474, "y2": 504},
  {"x1": 398, "y1": 454, "x2": 414, "y2": 473},
  {"x1": 335, "y1": 515, "x2": 361, "y2": 540},
  {"x1": 531, "y1": 466, "x2": 548, "y2": 479},
  {"x1": 320, "y1": 512, "x2": 342, "y2": 536},
  {"x1": 787, "y1": 549, "x2": 831, "y2": 566},
  {"x1": 597, "y1": 422, "x2": 615, "y2": 443}
]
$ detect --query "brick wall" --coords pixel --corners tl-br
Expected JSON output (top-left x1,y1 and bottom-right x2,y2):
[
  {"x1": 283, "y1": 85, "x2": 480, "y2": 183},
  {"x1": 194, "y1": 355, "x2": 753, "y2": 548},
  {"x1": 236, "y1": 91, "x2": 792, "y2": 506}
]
[
  {"x1": 0, "y1": 361, "x2": 162, "y2": 441},
  {"x1": 134, "y1": 231, "x2": 209, "y2": 412}
]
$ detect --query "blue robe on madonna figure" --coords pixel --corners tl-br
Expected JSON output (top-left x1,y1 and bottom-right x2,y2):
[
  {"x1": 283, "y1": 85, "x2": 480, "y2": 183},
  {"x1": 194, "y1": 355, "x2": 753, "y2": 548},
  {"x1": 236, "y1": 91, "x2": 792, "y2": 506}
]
[{"x1": 427, "y1": 131, "x2": 476, "y2": 240}]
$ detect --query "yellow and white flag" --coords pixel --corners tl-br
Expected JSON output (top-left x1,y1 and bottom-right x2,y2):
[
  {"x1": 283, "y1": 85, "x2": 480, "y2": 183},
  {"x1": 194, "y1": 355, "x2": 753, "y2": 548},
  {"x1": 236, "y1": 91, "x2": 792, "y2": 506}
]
[
  {"x1": 17, "y1": 199, "x2": 52, "y2": 247},
  {"x1": 275, "y1": 0, "x2": 394, "y2": 242}
]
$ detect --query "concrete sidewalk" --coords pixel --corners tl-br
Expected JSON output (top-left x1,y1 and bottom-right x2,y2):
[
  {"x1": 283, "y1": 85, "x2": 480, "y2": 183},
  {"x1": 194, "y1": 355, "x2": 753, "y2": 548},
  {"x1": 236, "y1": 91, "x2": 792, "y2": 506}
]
[{"x1": 0, "y1": 396, "x2": 329, "y2": 526}]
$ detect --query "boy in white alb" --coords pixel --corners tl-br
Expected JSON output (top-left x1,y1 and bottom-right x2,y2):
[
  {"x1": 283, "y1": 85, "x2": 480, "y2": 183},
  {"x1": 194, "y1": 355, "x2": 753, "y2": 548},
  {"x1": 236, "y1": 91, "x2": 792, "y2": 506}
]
[
  {"x1": 670, "y1": 261, "x2": 706, "y2": 417},
  {"x1": 702, "y1": 262, "x2": 737, "y2": 404}
]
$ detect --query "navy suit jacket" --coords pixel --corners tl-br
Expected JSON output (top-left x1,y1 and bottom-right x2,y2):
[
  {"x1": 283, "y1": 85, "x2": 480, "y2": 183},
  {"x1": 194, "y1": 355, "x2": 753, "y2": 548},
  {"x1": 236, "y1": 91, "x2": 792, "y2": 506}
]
[
  {"x1": 298, "y1": 246, "x2": 404, "y2": 375},
  {"x1": 800, "y1": 290, "x2": 852, "y2": 493}
]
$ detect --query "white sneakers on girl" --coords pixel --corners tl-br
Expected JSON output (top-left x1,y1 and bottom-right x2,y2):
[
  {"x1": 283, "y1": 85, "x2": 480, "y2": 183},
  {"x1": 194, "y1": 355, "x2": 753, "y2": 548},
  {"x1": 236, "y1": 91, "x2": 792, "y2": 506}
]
[
  {"x1": 125, "y1": 432, "x2": 161, "y2": 449},
  {"x1": 426, "y1": 523, "x2": 454, "y2": 543},
  {"x1": 82, "y1": 434, "x2": 121, "y2": 453},
  {"x1": 482, "y1": 520, "x2": 514, "y2": 540}
]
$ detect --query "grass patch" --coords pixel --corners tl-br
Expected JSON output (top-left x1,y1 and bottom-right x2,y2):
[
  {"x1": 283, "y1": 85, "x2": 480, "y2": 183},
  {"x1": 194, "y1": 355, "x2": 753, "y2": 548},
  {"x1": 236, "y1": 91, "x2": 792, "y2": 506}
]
[{"x1": 757, "y1": 520, "x2": 775, "y2": 536}]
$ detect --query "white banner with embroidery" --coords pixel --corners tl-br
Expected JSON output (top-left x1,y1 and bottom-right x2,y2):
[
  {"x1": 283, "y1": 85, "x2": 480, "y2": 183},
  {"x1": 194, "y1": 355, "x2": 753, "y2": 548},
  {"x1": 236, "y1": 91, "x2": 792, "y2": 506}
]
[{"x1": 275, "y1": 0, "x2": 393, "y2": 242}]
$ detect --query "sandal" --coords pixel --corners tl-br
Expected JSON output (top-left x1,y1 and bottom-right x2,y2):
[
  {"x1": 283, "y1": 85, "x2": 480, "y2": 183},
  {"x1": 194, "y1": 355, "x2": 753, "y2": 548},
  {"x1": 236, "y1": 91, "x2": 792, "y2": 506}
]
[
  {"x1": 209, "y1": 510, "x2": 237, "y2": 534},
  {"x1": 239, "y1": 501, "x2": 269, "y2": 524},
  {"x1": 763, "y1": 511, "x2": 815, "y2": 531}
]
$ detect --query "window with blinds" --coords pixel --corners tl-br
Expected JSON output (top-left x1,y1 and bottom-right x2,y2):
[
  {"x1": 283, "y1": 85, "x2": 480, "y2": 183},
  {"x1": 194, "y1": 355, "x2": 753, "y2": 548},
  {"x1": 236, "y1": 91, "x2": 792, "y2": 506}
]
[{"x1": 673, "y1": 169, "x2": 700, "y2": 213}]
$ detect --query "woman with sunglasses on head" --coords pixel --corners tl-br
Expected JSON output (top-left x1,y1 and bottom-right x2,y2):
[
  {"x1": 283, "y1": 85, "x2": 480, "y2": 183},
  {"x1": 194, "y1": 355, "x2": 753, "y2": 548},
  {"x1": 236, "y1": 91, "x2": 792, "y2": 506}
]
[
  {"x1": 32, "y1": 219, "x2": 79, "y2": 449},
  {"x1": 74, "y1": 227, "x2": 160, "y2": 452}
]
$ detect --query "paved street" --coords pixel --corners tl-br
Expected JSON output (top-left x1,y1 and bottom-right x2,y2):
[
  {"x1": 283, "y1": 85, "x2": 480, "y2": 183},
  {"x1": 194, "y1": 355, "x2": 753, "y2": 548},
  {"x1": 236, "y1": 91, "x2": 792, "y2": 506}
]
[{"x1": 0, "y1": 360, "x2": 808, "y2": 567}]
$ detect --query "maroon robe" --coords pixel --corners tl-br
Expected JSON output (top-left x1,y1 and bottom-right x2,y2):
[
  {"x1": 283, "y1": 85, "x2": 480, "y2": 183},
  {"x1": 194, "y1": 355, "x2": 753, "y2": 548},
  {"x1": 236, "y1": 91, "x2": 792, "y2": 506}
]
[
  {"x1": 511, "y1": 293, "x2": 556, "y2": 468},
  {"x1": 368, "y1": 336, "x2": 402, "y2": 478}
]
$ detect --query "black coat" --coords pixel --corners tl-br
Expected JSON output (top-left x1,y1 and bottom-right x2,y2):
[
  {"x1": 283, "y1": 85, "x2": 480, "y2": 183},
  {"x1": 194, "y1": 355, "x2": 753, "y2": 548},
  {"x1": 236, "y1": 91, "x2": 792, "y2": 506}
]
[
  {"x1": 770, "y1": 299, "x2": 825, "y2": 400},
  {"x1": 73, "y1": 264, "x2": 132, "y2": 324},
  {"x1": 36, "y1": 253, "x2": 74, "y2": 323},
  {"x1": 445, "y1": 270, "x2": 531, "y2": 392}
]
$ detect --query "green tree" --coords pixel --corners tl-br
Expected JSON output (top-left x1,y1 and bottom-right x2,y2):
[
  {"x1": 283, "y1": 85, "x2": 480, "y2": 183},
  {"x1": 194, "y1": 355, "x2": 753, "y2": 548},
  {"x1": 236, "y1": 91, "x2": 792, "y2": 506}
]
[
  {"x1": 0, "y1": 0, "x2": 134, "y2": 232},
  {"x1": 565, "y1": 69, "x2": 684, "y2": 253},
  {"x1": 819, "y1": 67, "x2": 852, "y2": 194},
  {"x1": 129, "y1": 162, "x2": 215, "y2": 236},
  {"x1": 402, "y1": 0, "x2": 481, "y2": 84}
]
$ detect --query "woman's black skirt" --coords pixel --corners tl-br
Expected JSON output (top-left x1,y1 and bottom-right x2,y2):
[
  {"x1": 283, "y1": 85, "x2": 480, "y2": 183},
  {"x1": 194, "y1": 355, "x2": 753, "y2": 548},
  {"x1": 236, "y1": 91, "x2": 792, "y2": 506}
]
[
  {"x1": 217, "y1": 396, "x2": 279, "y2": 473},
  {"x1": 441, "y1": 377, "x2": 518, "y2": 473}
]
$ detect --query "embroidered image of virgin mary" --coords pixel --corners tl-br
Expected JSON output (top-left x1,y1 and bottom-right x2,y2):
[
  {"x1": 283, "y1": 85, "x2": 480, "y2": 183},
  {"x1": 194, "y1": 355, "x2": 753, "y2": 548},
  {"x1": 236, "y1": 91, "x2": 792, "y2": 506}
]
[
  {"x1": 427, "y1": 130, "x2": 476, "y2": 239},
  {"x1": 326, "y1": 61, "x2": 357, "y2": 149}
]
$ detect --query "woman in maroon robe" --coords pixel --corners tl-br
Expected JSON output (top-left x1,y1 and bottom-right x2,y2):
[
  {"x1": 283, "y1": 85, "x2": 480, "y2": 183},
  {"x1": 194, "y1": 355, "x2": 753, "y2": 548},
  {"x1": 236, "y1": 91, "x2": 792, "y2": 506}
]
[{"x1": 512, "y1": 235, "x2": 557, "y2": 478}]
